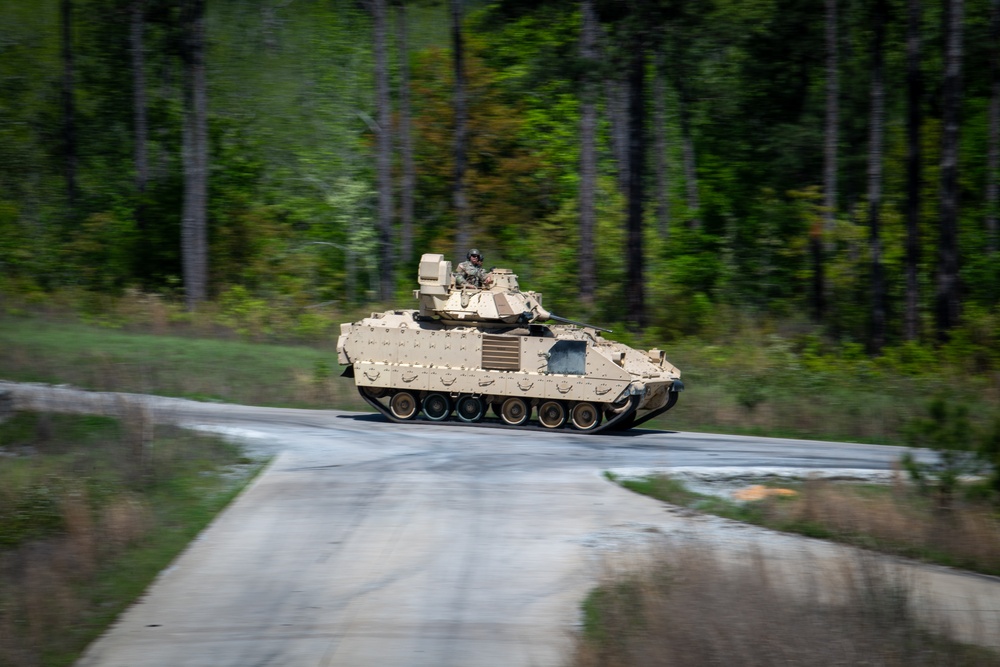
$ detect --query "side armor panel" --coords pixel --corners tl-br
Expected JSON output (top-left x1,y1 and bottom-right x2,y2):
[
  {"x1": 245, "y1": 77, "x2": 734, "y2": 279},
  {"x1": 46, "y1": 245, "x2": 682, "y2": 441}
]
[{"x1": 547, "y1": 340, "x2": 586, "y2": 375}]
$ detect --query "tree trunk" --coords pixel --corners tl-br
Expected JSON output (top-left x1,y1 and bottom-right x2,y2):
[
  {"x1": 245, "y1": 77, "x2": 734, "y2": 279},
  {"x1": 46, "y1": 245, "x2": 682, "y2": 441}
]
[
  {"x1": 810, "y1": 220, "x2": 823, "y2": 321},
  {"x1": 625, "y1": 45, "x2": 646, "y2": 330},
  {"x1": 987, "y1": 0, "x2": 999, "y2": 259},
  {"x1": 579, "y1": 0, "x2": 598, "y2": 308},
  {"x1": 905, "y1": 0, "x2": 923, "y2": 341},
  {"x1": 61, "y1": 0, "x2": 77, "y2": 210},
  {"x1": 868, "y1": 0, "x2": 887, "y2": 354},
  {"x1": 676, "y1": 80, "x2": 700, "y2": 230},
  {"x1": 653, "y1": 49, "x2": 670, "y2": 237},
  {"x1": 395, "y1": 0, "x2": 415, "y2": 267},
  {"x1": 604, "y1": 75, "x2": 629, "y2": 195},
  {"x1": 823, "y1": 0, "x2": 838, "y2": 246},
  {"x1": 373, "y1": 0, "x2": 394, "y2": 301},
  {"x1": 181, "y1": 0, "x2": 208, "y2": 310},
  {"x1": 346, "y1": 243, "x2": 357, "y2": 306},
  {"x1": 936, "y1": 0, "x2": 964, "y2": 338},
  {"x1": 818, "y1": 0, "x2": 838, "y2": 321},
  {"x1": 131, "y1": 0, "x2": 148, "y2": 227},
  {"x1": 451, "y1": 0, "x2": 470, "y2": 256}
]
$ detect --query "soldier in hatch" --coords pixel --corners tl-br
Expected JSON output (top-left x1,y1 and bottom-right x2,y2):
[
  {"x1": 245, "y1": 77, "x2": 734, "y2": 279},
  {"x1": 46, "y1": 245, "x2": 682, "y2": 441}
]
[{"x1": 454, "y1": 248, "x2": 492, "y2": 288}]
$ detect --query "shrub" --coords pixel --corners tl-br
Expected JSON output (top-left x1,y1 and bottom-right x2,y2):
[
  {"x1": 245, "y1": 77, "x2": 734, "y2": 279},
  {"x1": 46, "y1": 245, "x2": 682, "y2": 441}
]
[{"x1": 902, "y1": 398, "x2": 1000, "y2": 508}]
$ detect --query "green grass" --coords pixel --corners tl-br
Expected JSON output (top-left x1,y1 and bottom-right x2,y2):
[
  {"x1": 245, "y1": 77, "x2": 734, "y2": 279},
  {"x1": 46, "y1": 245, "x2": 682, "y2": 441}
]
[
  {"x1": 0, "y1": 316, "x2": 367, "y2": 410},
  {"x1": 639, "y1": 336, "x2": 1000, "y2": 446}
]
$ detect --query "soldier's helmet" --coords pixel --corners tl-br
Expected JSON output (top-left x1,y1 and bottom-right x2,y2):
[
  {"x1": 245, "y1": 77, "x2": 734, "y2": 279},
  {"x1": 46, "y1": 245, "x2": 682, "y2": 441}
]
[{"x1": 467, "y1": 248, "x2": 484, "y2": 261}]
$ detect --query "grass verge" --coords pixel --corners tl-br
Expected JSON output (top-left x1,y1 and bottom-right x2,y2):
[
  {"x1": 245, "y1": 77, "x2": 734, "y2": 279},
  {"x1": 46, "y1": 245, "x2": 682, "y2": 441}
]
[
  {"x1": 606, "y1": 472, "x2": 1000, "y2": 576},
  {"x1": 644, "y1": 336, "x2": 1000, "y2": 447},
  {"x1": 571, "y1": 539, "x2": 999, "y2": 666},
  {"x1": 0, "y1": 317, "x2": 366, "y2": 411},
  {"x1": 0, "y1": 410, "x2": 267, "y2": 667}
]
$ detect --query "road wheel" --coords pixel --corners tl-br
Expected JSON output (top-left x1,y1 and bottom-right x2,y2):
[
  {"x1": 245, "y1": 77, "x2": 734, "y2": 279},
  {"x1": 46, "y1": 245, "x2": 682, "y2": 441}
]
[
  {"x1": 570, "y1": 402, "x2": 601, "y2": 431},
  {"x1": 389, "y1": 391, "x2": 419, "y2": 420},
  {"x1": 604, "y1": 395, "x2": 630, "y2": 421},
  {"x1": 499, "y1": 397, "x2": 530, "y2": 426},
  {"x1": 422, "y1": 392, "x2": 452, "y2": 421},
  {"x1": 456, "y1": 395, "x2": 485, "y2": 423},
  {"x1": 537, "y1": 400, "x2": 567, "y2": 429}
]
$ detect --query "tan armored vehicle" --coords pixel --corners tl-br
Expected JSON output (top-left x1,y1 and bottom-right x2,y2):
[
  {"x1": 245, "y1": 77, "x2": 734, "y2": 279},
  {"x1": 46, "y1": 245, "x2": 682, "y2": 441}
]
[{"x1": 337, "y1": 253, "x2": 683, "y2": 433}]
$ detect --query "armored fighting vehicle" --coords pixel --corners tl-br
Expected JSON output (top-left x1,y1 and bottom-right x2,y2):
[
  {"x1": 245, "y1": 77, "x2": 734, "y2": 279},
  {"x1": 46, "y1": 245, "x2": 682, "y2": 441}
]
[{"x1": 337, "y1": 253, "x2": 683, "y2": 433}]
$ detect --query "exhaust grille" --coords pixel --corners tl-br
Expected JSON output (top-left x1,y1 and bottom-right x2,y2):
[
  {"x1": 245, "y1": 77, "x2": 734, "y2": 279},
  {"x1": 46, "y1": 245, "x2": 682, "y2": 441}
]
[{"x1": 482, "y1": 334, "x2": 521, "y2": 371}]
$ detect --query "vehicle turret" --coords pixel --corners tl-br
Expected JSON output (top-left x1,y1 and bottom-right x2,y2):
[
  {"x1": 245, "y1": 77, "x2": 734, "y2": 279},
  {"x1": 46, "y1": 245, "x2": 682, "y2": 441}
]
[{"x1": 415, "y1": 253, "x2": 551, "y2": 326}]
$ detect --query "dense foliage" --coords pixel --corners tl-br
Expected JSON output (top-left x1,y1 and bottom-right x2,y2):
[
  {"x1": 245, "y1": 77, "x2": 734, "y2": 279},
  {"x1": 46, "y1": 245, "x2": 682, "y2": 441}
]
[{"x1": 1, "y1": 0, "x2": 998, "y2": 353}]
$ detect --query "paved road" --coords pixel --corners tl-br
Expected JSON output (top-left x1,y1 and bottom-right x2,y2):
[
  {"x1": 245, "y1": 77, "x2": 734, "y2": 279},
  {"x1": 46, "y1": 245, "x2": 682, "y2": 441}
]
[{"x1": 3, "y1": 383, "x2": 999, "y2": 665}]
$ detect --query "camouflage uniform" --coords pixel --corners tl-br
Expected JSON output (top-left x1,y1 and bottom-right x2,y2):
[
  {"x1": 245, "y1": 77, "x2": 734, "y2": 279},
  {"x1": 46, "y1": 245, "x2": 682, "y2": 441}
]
[{"x1": 455, "y1": 260, "x2": 490, "y2": 288}]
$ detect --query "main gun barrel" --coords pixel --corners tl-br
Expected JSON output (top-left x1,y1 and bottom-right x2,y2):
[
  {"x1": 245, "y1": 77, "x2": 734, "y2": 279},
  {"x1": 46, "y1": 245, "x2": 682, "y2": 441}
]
[{"x1": 547, "y1": 314, "x2": 613, "y2": 334}]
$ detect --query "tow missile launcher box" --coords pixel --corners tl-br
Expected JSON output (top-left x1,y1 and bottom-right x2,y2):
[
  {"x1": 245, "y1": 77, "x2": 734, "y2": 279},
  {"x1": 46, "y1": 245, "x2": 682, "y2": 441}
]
[{"x1": 337, "y1": 253, "x2": 683, "y2": 432}]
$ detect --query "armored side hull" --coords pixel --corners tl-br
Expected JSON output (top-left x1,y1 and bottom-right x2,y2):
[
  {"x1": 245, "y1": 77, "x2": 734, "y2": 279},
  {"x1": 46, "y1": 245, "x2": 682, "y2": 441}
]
[{"x1": 337, "y1": 310, "x2": 683, "y2": 433}]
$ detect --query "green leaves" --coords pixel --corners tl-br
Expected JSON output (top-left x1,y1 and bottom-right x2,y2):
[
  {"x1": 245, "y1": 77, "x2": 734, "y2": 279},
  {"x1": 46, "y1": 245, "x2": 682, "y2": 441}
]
[{"x1": 901, "y1": 397, "x2": 1000, "y2": 507}]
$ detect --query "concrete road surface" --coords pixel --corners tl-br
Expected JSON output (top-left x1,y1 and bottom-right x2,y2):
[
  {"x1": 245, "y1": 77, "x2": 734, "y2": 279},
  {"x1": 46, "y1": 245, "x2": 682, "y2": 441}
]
[{"x1": 3, "y1": 383, "x2": 999, "y2": 666}]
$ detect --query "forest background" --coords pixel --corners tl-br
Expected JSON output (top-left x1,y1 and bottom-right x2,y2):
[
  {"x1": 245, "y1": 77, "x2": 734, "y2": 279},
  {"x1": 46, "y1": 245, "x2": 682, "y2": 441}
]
[
  {"x1": 5, "y1": 3, "x2": 1000, "y2": 663},
  {"x1": 1, "y1": 0, "x2": 999, "y2": 420}
]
